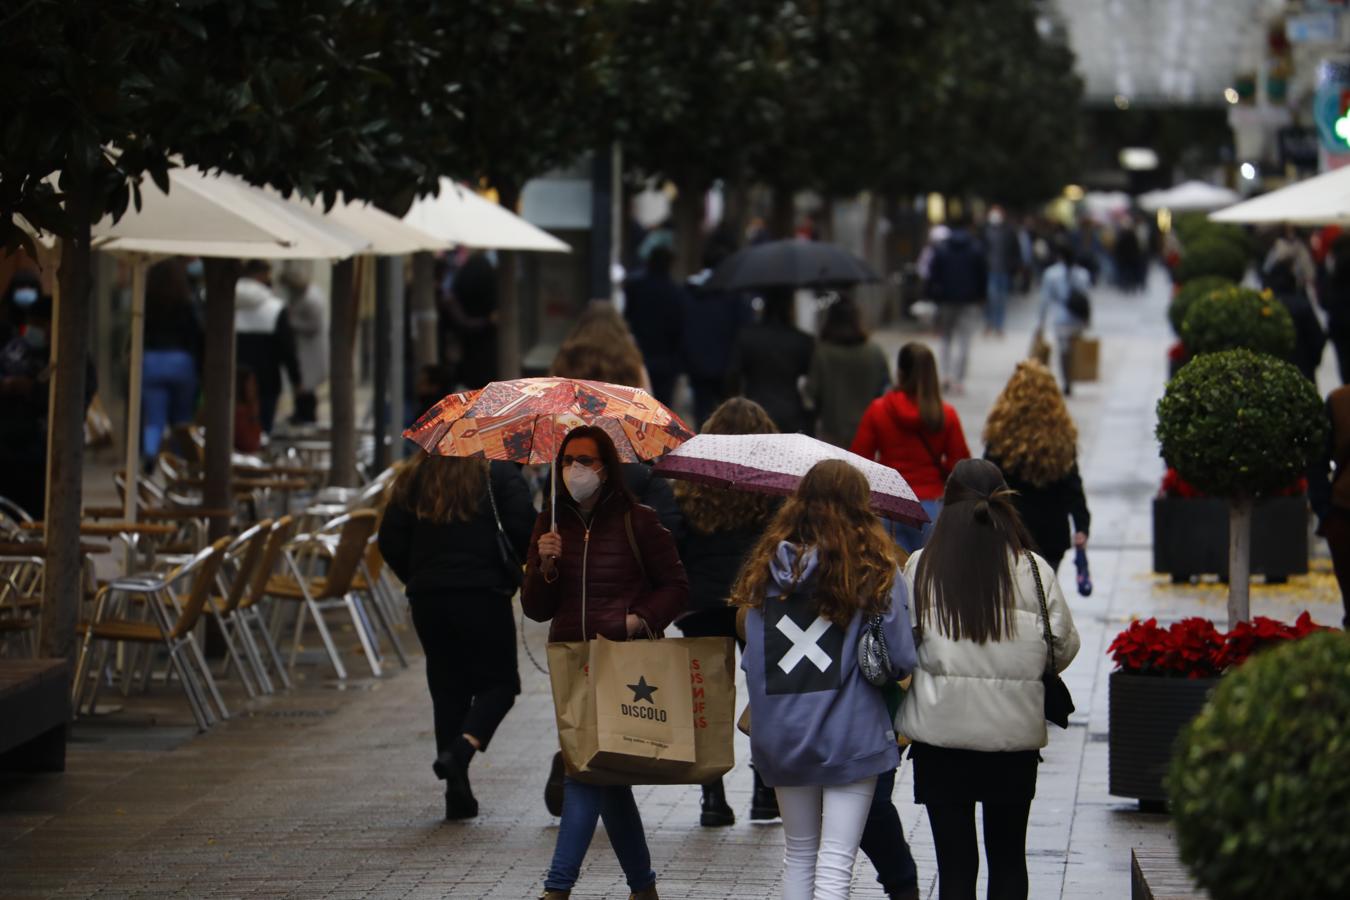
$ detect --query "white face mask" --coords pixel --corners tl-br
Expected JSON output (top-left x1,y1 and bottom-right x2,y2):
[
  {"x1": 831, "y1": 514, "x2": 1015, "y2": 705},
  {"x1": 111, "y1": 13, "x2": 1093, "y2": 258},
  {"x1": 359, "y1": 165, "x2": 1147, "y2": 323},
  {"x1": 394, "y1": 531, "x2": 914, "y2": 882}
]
[{"x1": 563, "y1": 462, "x2": 602, "y2": 503}]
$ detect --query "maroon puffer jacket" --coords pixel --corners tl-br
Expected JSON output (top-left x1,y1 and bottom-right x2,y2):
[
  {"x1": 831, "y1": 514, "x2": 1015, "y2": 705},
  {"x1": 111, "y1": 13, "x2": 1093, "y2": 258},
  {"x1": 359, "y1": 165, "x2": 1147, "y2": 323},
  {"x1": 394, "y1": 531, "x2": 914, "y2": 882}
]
[{"x1": 522, "y1": 489, "x2": 688, "y2": 642}]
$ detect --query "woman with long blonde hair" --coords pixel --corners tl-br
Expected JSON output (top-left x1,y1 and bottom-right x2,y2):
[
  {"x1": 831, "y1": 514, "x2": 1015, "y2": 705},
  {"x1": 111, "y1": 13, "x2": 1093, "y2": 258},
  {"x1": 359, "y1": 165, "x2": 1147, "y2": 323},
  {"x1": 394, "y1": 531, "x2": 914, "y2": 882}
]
[
  {"x1": 674, "y1": 397, "x2": 781, "y2": 826},
  {"x1": 851, "y1": 342, "x2": 971, "y2": 552},
  {"x1": 732, "y1": 460, "x2": 917, "y2": 900},
  {"x1": 982, "y1": 360, "x2": 1090, "y2": 572},
  {"x1": 377, "y1": 453, "x2": 537, "y2": 820}
]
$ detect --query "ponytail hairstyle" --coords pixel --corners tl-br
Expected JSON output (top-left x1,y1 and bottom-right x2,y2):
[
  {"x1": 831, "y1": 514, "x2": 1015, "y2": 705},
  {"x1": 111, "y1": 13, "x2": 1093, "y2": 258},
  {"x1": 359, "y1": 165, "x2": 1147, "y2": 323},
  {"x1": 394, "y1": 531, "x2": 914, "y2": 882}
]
[{"x1": 914, "y1": 458, "x2": 1033, "y2": 643}]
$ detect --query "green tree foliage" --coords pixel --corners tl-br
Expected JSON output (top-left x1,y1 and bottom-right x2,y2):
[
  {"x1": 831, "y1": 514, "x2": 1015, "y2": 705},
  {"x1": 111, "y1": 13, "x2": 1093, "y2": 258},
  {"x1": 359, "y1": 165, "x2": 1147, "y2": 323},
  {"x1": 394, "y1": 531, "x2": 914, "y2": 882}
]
[
  {"x1": 1181, "y1": 286, "x2": 1295, "y2": 358},
  {"x1": 1156, "y1": 349, "x2": 1325, "y2": 498},
  {"x1": 1168, "y1": 631, "x2": 1350, "y2": 900},
  {"x1": 1176, "y1": 236, "x2": 1250, "y2": 283}
]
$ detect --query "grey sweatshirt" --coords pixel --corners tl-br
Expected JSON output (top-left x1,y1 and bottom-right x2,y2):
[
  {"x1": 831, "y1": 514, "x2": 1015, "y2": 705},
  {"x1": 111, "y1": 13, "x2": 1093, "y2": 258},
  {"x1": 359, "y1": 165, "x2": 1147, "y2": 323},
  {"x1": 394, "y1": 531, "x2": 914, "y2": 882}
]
[{"x1": 743, "y1": 542, "x2": 918, "y2": 788}]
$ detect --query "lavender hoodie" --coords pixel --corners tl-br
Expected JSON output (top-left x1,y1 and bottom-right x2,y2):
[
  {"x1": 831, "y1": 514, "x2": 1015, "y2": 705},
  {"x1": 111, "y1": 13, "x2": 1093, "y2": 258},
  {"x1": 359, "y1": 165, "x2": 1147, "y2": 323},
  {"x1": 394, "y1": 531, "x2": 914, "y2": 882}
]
[{"x1": 743, "y1": 542, "x2": 918, "y2": 788}]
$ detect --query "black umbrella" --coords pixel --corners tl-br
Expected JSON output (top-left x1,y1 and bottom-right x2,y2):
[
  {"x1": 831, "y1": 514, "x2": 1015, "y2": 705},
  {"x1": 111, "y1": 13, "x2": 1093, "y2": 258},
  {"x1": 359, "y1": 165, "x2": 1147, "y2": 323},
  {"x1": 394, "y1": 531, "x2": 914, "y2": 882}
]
[{"x1": 705, "y1": 239, "x2": 880, "y2": 291}]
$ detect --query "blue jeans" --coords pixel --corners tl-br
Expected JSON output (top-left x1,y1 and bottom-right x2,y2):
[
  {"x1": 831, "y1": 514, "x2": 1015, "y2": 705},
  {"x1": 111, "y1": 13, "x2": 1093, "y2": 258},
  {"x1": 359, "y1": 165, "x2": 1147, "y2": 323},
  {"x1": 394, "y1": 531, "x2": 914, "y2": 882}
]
[
  {"x1": 986, "y1": 271, "x2": 1012, "y2": 331},
  {"x1": 142, "y1": 349, "x2": 198, "y2": 462},
  {"x1": 544, "y1": 777, "x2": 656, "y2": 893},
  {"x1": 888, "y1": 500, "x2": 942, "y2": 554},
  {"x1": 859, "y1": 768, "x2": 919, "y2": 894}
]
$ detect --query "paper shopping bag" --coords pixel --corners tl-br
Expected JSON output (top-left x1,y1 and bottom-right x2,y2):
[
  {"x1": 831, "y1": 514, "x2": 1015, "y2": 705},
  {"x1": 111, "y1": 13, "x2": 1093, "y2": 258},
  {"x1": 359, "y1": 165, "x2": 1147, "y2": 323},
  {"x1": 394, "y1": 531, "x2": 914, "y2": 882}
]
[
  {"x1": 1069, "y1": 336, "x2": 1100, "y2": 382},
  {"x1": 660, "y1": 635, "x2": 736, "y2": 785},
  {"x1": 1029, "y1": 330, "x2": 1052, "y2": 366},
  {"x1": 590, "y1": 636, "x2": 696, "y2": 776},
  {"x1": 546, "y1": 640, "x2": 603, "y2": 780}
]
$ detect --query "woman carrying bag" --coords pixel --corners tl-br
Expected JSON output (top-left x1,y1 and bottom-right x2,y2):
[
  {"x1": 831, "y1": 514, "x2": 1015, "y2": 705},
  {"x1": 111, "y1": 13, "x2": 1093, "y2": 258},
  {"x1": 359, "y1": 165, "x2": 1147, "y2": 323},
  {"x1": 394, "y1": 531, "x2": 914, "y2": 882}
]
[
  {"x1": 731, "y1": 459, "x2": 917, "y2": 900},
  {"x1": 377, "y1": 453, "x2": 536, "y2": 820},
  {"x1": 899, "y1": 459, "x2": 1080, "y2": 900},
  {"x1": 851, "y1": 342, "x2": 971, "y2": 552},
  {"x1": 523, "y1": 425, "x2": 689, "y2": 900}
]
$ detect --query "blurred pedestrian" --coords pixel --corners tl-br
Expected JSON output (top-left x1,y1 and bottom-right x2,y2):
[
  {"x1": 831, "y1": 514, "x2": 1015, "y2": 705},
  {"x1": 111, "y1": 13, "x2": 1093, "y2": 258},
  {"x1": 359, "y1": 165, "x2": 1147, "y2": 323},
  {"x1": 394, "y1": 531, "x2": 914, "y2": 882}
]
[
  {"x1": 899, "y1": 459, "x2": 1080, "y2": 900},
  {"x1": 851, "y1": 342, "x2": 971, "y2": 553},
  {"x1": 234, "y1": 260, "x2": 301, "y2": 433},
  {"x1": 378, "y1": 452, "x2": 535, "y2": 819},
  {"x1": 675, "y1": 397, "x2": 781, "y2": 827},
  {"x1": 1323, "y1": 235, "x2": 1350, "y2": 384},
  {"x1": 1, "y1": 269, "x2": 41, "y2": 344},
  {"x1": 1264, "y1": 259, "x2": 1325, "y2": 382},
  {"x1": 524, "y1": 426, "x2": 688, "y2": 900},
  {"x1": 1113, "y1": 221, "x2": 1145, "y2": 292},
  {"x1": 927, "y1": 215, "x2": 987, "y2": 394},
  {"x1": 731, "y1": 459, "x2": 917, "y2": 900},
  {"x1": 234, "y1": 368, "x2": 263, "y2": 453},
  {"x1": 806, "y1": 296, "x2": 890, "y2": 447},
  {"x1": 1264, "y1": 226, "x2": 1316, "y2": 297},
  {"x1": 683, "y1": 232, "x2": 754, "y2": 424},
  {"x1": 983, "y1": 361, "x2": 1090, "y2": 572},
  {"x1": 984, "y1": 206, "x2": 1018, "y2": 336},
  {"x1": 916, "y1": 225, "x2": 950, "y2": 284},
  {"x1": 1312, "y1": 385, "x2": 1350, "y2": 627},
  {"x1": 141, "y1": 259, "x2": 202, "y2": 469},
  {"x1": 1037, "y1": 243, "x2": 1092, "y2": 396},
  {"x1": 412, "y1": 364, "x2": 454, "y2": 422},
  {"x1": 624, "y1": 245, "x2": 684, "y2": 406},
  {"x1": 276, "y1": 262, "x2": 327, "y2": 423},
  {"x1": 447, "y1": 252, "x2": 498, "y2": 389},
  {"x1": 727, "y1": 287, "x2": 814, "y2": 434}
]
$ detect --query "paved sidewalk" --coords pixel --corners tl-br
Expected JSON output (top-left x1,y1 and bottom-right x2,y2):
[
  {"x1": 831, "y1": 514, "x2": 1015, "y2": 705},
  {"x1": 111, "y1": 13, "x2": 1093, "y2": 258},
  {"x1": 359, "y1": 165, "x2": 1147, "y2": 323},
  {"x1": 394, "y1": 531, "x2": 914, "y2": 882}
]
[{"x1": 3, "y1": 267, "x2": 1343, "y2": 898}]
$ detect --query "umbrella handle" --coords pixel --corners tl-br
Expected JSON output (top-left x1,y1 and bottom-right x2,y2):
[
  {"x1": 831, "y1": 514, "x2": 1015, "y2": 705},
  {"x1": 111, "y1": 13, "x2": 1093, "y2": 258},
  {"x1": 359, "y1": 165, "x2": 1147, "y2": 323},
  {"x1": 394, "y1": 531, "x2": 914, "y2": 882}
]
[{"x1": 551, "y1": 460, "x2": 557, "y2": 533}]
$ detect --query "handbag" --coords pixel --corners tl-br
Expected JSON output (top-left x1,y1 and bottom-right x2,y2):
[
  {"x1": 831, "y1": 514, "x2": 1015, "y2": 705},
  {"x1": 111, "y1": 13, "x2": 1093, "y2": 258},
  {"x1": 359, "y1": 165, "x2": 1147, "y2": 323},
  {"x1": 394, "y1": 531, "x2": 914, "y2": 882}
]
[
  {"x1": 1026, "y1": 551, "x2": 1074, "y2": 729},
  {"x1": 858, "y1": 613, "x2": 893, "y2": 687},
  {"x1": 485, "y1": 469, "x2": 523, "y2": 588}
]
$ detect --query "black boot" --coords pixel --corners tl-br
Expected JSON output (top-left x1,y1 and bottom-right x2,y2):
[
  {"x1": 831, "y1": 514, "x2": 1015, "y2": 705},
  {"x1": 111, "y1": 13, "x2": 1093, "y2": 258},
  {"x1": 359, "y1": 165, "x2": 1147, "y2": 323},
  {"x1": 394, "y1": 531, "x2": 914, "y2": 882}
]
[
  {"x1": 749, "y1": 767, "x2": 779, "y2": 821},
  {"x1": 544, "y1": 750, "x2": 566, "y2": 817},
  {"x1": 699, "y1": 777, "x2": 734, "y2": 827},
  {"x1": 435, "y1": 739, "x2": 478, "y2": 820}
]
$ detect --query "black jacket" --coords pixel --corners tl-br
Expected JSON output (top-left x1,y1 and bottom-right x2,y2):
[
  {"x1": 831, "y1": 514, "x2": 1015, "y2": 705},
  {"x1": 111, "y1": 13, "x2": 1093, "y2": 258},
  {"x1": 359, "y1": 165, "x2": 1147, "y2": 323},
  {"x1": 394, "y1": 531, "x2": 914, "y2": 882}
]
[
  {"x1": 989, "y1": 455, "x2": 1090, "y2": 567},
  {"x1": 728, "y1": 322, "x2": 815, "y2": 434},
  {"x1": 377, "y1": 460, "x2": 536, "y2": 596},
  {"x1": 622, "y1": 462, "x2": 684, "y2": 543},
  {"x1": 678, "y1": 523, "x2": 760, "y2": 615},
  {"x1": 928, "y1": 230, "x2": 988, "y2": 305}
]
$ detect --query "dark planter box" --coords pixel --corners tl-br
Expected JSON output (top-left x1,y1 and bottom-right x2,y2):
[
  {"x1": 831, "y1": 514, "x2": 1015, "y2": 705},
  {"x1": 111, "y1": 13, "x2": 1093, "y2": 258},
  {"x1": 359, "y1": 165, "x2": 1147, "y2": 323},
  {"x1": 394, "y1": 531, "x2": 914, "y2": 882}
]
[
  {"x1": 1152, "y1": 495, "x2": 1308, "y2": 582},
  {"x1": 1108, "y1": 671, "x2": 1218, "y2": 806}
]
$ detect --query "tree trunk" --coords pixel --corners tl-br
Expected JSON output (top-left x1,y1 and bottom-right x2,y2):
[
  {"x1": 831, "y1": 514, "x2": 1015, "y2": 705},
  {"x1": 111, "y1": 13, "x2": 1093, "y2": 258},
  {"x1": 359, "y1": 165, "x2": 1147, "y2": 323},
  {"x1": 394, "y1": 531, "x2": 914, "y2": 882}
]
[
  {"x1": 201, "y1": 259, "x2": 239, "y2": 542},
  {"x1": 372, "y1": 256, "x2": 391, "y2": 472},
  {"x1": 722, "y1": 176, "x2": 750, "y2": 247},
  {"x1": 495, "y1": 181, "x2": 522, "y2": 381},
  {"x1": 329, "y1": 258, "x2": 358, "y2": 487},
  {"x1": 672, "y1": 179, "x2": 706, "y2": 280},
  {"x1": 769, "y1": 186, "x2": 795, "y2": 240},
  {"x1": 1228, "y1": 497, "x2": 1253, "y2": 628},
  {"x1": 38, "y1": 183, "x2": 93, "y2": 662},
  {"x1": 410, "y1": 251, "x2": 437, "y2": 370},
  {"x1": 817, "y1": 195, "x2": 835, "y2": 243}
]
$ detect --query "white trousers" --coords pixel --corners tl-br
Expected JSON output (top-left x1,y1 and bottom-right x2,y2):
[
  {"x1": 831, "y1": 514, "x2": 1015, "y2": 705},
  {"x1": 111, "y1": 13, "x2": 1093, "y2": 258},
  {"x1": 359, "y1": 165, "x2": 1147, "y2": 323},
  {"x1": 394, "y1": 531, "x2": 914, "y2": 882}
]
[{"x1": 776, "y1": 776, "x2": 877, "y2": 900}]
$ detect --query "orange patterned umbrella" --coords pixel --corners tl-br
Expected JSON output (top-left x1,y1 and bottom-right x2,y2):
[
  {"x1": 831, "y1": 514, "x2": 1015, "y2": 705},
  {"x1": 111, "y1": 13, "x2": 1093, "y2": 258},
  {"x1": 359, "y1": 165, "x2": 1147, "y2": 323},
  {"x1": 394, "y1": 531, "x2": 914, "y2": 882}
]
[{"x1": 402, "y1": 377, "x2": 693, "y2": 465}]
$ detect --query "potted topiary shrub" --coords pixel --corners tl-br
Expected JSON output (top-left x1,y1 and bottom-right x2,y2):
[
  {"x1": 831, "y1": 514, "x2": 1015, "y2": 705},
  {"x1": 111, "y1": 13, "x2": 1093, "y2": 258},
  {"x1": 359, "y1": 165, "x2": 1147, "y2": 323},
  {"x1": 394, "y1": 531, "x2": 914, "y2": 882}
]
[
  {"x1": 1168, "y1": 630, "x2": 1350, "y2": 898},
  {"x1": 1156, "y1": 349, "x2": 1325, "y2": 625},
  {"x1": 1174, "y1": 236, "x2": 1249, "y2": 283},
  {"x1": 1166, "y1": 276, "x2": 1236, "y2": 378},
  {"x1": 1180, "y1": 286, "x2": 1295, "y2": 358},
  {"x1": 1108, "y1": 613, "x2": 1327, "y2": 808}
]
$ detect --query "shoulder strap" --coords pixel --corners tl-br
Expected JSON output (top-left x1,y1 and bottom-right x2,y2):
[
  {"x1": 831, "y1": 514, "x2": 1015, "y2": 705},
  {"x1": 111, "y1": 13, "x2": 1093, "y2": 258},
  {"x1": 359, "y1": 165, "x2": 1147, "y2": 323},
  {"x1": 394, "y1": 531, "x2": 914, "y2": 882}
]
[
  {"x1": 887, "y1": 398, "x2": 949, "y2": 481},
  {"x1": 485, "y1": 466, "x2": 519, "y2": 563},
  {"x1": 1025, "y1": 551, "x2": 1056, "y2": 674},
  {"x1": 624, "y1": 509, "x2": 648, "y2": 584}
]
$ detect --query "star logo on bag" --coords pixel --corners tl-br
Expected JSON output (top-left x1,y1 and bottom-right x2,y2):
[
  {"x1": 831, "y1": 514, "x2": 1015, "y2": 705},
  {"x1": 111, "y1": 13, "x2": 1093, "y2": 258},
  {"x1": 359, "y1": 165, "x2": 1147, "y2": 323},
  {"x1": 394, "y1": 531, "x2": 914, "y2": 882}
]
[{"x1": 627, "y1": 675, "x2": 658, "y2": 704}]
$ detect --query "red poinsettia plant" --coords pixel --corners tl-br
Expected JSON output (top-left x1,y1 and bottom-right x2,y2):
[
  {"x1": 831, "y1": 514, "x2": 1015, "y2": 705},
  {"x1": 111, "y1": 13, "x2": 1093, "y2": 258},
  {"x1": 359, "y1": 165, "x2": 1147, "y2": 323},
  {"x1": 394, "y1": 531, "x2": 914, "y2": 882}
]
[{"x1": 1108, "y1": 612, "x2": 1329, "y2": 678}]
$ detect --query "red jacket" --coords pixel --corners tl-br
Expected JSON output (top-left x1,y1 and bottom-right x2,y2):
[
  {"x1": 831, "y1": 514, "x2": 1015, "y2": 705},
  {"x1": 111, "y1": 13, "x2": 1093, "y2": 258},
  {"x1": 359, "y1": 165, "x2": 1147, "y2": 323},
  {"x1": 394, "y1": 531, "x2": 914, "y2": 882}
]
[
  {"x1": 850, "y1": 391, "x2": 971, "y2": 501},
  {"x1": 522, "y1": 489, "x2": 689, "y2": 643}
]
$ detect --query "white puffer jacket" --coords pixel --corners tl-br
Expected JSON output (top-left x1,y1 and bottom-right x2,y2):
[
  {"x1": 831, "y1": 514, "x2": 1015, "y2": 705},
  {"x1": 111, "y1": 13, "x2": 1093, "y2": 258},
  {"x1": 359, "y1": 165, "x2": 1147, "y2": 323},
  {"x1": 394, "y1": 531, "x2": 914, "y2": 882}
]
[{"x1": 897, "y1": 549, "x2": 1079, "y2": 752}]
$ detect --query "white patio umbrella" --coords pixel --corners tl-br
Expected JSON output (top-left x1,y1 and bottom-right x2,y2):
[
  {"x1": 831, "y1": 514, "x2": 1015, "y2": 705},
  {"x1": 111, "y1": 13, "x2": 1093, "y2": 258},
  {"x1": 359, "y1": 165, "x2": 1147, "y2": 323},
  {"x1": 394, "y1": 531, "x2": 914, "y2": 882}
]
[
  {"x1": 1209, "y1": 166, "x2": 1350, "y2": 226},
  {"x1": 1139, "y1": 180, "x2": 1241, "y2": 213},
  {"x1": 403, "y1": 178, "x2": 570, "y2": 252},
  {"x1": 311, "y1": 197, "x2": 448, "y2": 256}
]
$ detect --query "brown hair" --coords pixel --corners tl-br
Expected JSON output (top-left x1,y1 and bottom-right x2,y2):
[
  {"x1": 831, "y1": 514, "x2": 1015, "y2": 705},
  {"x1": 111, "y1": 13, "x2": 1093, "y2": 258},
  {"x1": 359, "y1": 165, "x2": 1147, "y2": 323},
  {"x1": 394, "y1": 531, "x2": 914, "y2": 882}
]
[
  {"x1": 550, "y1": 302, "x2": 646, "y2": 388},
  {"x1": 731, "y1": 459, "x2": 898, "y2": 626},
  {"x1": 982, "y1": 360, "x2": 1078, "y2": 487},
  {"x1": 914, "y1": 458, "x2": 1033, "y2": 644},
  {"x1": 675, "y1": 398, "x2": 781, "y2": 534},
  {"x1": 897, "y1": 342, "x2": 944, "y2": 432},
  {"x1": 819, "y1": 295, "x2": 867, "y2": 346},
  {"x1": 390, "y1": 452, "x2": 488, "y2": 524},
  {"x1": 546, "y1": 425, "x2": 634, "y2": 513}
]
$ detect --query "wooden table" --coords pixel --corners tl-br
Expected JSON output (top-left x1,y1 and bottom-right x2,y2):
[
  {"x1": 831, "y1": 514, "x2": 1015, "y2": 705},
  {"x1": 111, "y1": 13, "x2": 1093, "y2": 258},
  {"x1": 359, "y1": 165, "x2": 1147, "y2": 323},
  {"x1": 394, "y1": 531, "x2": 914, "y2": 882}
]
[
  {"x1": 20, "y1": 521, "x2": 177, "y2": 537},
  {"x1": 0, "y1": 659, "x2": 69, "y2": 772},
  {"x1": 0, "y1": 541, "x2": 109, "y2": 556}
]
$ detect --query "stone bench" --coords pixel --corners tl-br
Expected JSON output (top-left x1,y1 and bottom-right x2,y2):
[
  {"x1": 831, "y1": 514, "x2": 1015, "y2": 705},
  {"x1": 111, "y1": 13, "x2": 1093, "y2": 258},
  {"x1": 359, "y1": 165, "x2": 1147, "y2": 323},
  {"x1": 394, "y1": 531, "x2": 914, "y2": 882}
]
[
  {"x1": 0, "y1": 658, "x2": 69, "y2": 772},
  {"x1": 1131, "y1": 848, "x2": 1207, "y2": 900}
]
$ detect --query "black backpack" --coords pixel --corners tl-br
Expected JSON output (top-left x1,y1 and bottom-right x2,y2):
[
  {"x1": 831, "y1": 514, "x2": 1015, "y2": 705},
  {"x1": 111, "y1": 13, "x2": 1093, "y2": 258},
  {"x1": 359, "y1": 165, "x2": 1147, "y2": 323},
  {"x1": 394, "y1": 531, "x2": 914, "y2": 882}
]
[{"x1": 1067, "y1": 289, "x2": 1091, "y2": 324}]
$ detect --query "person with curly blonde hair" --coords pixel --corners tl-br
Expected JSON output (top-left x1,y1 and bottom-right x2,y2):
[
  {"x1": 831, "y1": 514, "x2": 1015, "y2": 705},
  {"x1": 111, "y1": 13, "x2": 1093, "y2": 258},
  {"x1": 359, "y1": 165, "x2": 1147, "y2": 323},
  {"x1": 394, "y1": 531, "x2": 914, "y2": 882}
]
[
  {"x1": 550, "y1": 301, "x2": 652, "y2": 393},
  {"x1": 732, "y1": 459, "x2": 917, "y2": 900},
  {"x1": 982, "y1": 360, "x2": 1090, "y2": 571}
]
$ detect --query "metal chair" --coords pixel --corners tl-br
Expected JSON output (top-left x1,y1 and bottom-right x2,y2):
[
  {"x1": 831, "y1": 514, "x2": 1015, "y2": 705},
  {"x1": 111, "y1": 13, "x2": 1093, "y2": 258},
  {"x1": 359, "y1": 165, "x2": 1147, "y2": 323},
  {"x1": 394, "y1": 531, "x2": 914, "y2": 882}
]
[
  {"x1": 236, "y1": 515, "x2": 298, "y2": 691},
  {"x1": 265, "y1": 511, "x2": 386, "y2": 679},
  {"x1": 72, "y1": 537, "x2": 232, "y2": 731},
  {"x1": 207, "y1": 520, "x2": 275, "y2": 697}
]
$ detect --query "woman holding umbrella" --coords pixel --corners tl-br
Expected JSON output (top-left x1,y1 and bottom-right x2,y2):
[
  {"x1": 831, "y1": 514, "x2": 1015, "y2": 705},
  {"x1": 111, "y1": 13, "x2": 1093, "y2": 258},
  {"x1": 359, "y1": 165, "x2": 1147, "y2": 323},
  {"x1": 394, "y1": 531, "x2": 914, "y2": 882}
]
[{"x1": 524, "y1": 425, "x2": 689, "y2": 900}]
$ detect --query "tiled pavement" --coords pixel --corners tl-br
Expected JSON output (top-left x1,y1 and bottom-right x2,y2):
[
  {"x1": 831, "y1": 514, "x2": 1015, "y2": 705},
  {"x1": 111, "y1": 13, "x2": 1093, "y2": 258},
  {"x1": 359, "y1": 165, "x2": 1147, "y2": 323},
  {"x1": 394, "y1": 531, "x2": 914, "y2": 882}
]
[{"x1": 3, "y1": 267, "x2": 1344, "y2": 898}]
